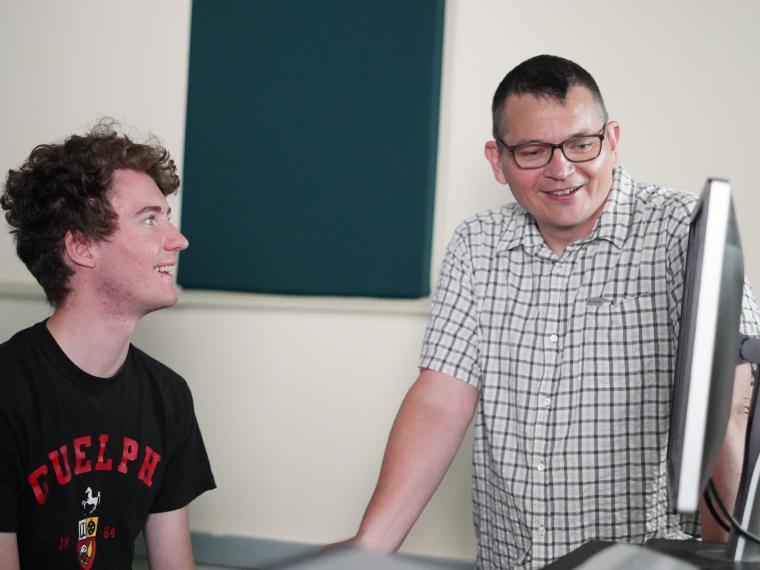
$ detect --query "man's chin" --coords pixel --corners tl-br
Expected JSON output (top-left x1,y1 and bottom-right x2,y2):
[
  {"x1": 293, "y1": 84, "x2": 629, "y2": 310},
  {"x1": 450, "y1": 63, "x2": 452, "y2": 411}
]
[{"x1": 141, "y1": 293, "x2": 180, "y2": 316}]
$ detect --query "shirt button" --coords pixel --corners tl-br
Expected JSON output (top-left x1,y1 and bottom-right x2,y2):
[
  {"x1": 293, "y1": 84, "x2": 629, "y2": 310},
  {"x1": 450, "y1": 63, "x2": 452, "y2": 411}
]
[
  {"x1": 538, "y1": 525, "x2": 546, "y2": 537},
  {"x1": 542, "y1": 397, "x2": 551, "y2": 408},
  {"x1": 536, "y1": 462, "x2": 546, "y2": 472},
  {"x1": 549, "y1": 333, "x2": 558, "y2": 343}
]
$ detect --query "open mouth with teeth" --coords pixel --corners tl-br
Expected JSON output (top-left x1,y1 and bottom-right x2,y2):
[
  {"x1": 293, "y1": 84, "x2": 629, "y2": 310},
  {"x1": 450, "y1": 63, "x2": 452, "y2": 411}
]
[
  {"x1": 154, "y1": 265, "x2": 174, "y2": 275},
  {"x1": 543, "y1": 185, "x2": 582, "y2": 198}
]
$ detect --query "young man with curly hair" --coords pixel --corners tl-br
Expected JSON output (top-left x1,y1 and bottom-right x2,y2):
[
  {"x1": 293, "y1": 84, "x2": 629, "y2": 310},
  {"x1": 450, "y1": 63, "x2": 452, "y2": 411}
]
[{"x1": 0, "y1": 121, "x2": 215, "y2": 569}]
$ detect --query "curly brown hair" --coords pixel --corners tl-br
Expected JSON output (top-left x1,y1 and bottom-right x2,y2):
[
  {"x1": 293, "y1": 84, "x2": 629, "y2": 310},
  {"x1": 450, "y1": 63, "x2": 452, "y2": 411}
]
[{"x1": 1, "y1": 119, "x2": 181, "y2": 306}]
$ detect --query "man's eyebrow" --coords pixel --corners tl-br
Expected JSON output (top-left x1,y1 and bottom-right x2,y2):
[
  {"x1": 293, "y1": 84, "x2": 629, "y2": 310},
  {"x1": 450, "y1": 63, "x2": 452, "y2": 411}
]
[
  {"x1": 134, "y1": 205, "x2": 166, "y2": 216},
  {"x1": 511, "y1": 129, "x2": 601, "y2": 146}
]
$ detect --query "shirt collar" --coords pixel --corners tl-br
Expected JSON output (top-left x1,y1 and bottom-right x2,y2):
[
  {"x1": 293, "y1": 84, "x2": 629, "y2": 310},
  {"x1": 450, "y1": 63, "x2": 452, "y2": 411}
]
[
  {"x1": 497, "y1": 165, "x2": 633, "y2": 254},
  {"x1": 497, "y1": 207, "x2": 537, "y2": 252},
  {"x1": 592, "y1": 165, "x2": 634, "y2": 249}
]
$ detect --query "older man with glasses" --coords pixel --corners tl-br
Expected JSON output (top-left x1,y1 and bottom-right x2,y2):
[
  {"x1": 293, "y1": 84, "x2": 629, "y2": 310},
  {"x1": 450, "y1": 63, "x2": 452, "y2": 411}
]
[{"x1": 333, "y1": 55, "x2": 760, "y2": 569}]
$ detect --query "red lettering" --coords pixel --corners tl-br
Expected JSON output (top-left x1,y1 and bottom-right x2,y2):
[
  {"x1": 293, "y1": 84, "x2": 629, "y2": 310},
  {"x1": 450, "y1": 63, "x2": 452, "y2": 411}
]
[
  {"x1": 137, "y1": 446, "x2": 161, "y2": 487},
  {"x1": 73, "y1": 436, "x2": 92, "y2": 475},
  {"x1": 27, "y1": 465, "x2": 49, "y2": 504},
  {"x1": 117, "y1": 437, "x2": 138, "y2": 474},
  {"x1": 103, "y1": 526, "x2": 116, "y2": 539},
  {"x1": 95, "y1": 434, "x2": 113, "y2": 471},
  {"x1": 30, "y1": 435, "x2": 158, "y2": 497},
  {"x1": 48, "y1": 445, "x2": 72, "y2": 485}
]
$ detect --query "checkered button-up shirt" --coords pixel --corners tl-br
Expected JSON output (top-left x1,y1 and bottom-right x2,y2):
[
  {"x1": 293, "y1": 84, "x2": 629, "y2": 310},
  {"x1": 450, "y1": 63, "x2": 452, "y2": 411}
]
[{"x1": 419, "y1": 167, "x2": 760, "y2": 569}]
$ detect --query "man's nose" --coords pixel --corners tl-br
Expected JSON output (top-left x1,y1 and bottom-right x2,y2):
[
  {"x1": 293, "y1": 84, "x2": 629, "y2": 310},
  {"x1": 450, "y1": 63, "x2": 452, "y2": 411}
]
[
  {"x1": 543, "y1": 146, "x2": 575, "y2": 179},
  {"x1": 166, "y1": 224, "x2": 189, "y2": 251}
]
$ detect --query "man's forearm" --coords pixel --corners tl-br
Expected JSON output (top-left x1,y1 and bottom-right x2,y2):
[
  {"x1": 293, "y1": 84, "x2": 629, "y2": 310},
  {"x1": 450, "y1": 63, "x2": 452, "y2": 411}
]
[
  {"x1": 355, "y1": 369, "x2": 478, "y2": 552},
  {"x1": 144, "y1": 507, "x2": 195, "y2": 569},
  {"x1": 700, "y1": 363, "x2": 753, "y2": 541},
  {"x1": 0, "y1": 533, "x2": 20, "y2": 570}
]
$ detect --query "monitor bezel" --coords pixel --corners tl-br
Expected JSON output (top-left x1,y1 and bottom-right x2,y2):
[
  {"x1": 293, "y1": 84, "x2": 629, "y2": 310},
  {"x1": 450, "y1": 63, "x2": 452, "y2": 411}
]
[{"x1": 667, "y1": 178, "x2": 740, "y2": 514}]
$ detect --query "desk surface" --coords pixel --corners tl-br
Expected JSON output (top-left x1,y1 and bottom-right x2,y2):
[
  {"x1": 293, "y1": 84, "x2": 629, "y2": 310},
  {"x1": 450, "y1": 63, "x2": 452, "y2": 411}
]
[{"x1": 543, "y1": 540, "x2": 760, "y2": 569}]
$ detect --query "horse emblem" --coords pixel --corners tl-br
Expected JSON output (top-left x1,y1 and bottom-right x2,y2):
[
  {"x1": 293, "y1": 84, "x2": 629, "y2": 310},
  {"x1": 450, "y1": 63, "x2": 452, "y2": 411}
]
[{"x1": 82, "y1": 487, "x2": 101, "y2": 514}]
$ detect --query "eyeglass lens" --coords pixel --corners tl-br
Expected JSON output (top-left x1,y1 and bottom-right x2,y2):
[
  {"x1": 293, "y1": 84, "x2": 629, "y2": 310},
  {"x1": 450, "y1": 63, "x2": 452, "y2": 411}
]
[{"x1": 512, "y1": 136, "x2": 602, "y2": 168}]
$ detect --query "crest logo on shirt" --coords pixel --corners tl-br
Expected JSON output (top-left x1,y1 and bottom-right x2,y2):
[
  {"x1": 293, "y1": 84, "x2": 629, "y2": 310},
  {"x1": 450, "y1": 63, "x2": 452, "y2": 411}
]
[
  {"x1": 77, "y1": 487, "x2": 101, "y2": 569},
  {"x1": 82, "y1": 486, "x2": 101, "y2": 514}
]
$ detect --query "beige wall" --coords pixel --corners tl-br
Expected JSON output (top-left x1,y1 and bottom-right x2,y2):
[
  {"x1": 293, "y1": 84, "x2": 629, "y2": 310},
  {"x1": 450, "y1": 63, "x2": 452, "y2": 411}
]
[{"x1": 1, "y1": 0, "x2": 759, "y2": 561}]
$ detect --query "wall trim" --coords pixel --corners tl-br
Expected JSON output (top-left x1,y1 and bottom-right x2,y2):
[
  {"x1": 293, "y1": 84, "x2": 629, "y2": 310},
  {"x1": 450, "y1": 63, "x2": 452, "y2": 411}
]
[
  {"x1": 176, "y1": 288, "x2": 431, "y2": 316},
  {"x1": 0, "y1": 280, "x2": 430, "y2": 316},
  {"x1": 0, "y1": 280, "x2": 46, "y2": 302}
]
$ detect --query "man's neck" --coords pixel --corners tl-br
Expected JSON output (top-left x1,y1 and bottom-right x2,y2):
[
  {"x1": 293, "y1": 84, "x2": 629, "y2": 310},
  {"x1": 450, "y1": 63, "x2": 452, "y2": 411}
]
[
  {"x1": 538, "y1": 191, "x2": 612, "y2": 257},
  {"x1": 46, "y1": 297, "x2": 139, "y2": 378}
]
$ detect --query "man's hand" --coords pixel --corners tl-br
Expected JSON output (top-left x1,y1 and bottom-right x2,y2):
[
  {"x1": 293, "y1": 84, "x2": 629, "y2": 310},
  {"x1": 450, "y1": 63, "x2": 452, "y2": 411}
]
[
  {"x1": 0, "y1": 532, "x2": 20, "y2": 570},
  {"x1": 321, "y1": 536, "x2": 357, "y2": 554},
  {"x1": 144, "y1": 507, "x2": 195, "y2": 569}
]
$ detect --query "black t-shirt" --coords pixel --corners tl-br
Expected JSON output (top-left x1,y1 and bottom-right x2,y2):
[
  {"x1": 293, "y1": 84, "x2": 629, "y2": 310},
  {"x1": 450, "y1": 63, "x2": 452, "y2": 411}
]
[{"x1": 0, "y1": 321, "x2": 216, "y2": 569}]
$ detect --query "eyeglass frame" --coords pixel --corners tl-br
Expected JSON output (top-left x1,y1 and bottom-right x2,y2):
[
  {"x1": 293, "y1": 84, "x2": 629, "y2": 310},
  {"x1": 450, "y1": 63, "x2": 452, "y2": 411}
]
[{"x1": 496, "y1": 123, "x2": 609, "y2": 170}]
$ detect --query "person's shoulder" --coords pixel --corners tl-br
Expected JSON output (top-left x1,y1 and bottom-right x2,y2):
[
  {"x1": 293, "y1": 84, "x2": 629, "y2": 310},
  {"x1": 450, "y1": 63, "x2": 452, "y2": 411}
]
[
  {"x1": 615, "y1": 170, "x2": 694, "y2": 241},
  {"x1": 0, "y1": 323, "x2": 44, "y2": 405},
  {"x1": 0, "y1": 322, "x2": 44, "y2": 372},
  {"x1": 0, "y1": 323, "x2": 39, "y2": 354},
  {"x1": 450, "y1": 204, "x2": 521, "y2": 245},
  {"x1": 129, "y1": 345, "x2": 190, "y2": 394},
  {"x1": 630, "y1": 177, "x2": 696, "y2": 222},
  {"x1": 441, "y1": 205, "x2": 520, "y2": 264},
  {"x1": 458, "y1": 203, "x2": 521, "y2": 229},
  {"x1": 127, "y1": 346, "x2": 197, "y2": 423}
]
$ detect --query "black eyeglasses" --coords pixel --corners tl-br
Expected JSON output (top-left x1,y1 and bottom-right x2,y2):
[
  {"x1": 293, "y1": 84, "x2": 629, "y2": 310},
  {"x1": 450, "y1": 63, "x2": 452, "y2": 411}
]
[{"x1": 497, "y1": 123, "x2": 608, "y2": 170}]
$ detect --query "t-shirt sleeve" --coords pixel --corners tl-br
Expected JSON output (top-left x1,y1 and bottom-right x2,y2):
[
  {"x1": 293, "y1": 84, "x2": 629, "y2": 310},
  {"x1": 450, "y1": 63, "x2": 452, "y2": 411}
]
[
  {"x1": 419, "y1": 228, "x2": 482, "y2": 388},
  {"x1": 149, "y1": 381, "x2": 215, "y2": 513}
]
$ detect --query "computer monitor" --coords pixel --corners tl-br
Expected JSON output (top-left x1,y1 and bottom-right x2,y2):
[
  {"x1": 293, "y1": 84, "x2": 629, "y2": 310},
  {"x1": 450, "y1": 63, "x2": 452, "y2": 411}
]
[{"x1": 666, "y1": 178, "x2": 760, "y2": 562}]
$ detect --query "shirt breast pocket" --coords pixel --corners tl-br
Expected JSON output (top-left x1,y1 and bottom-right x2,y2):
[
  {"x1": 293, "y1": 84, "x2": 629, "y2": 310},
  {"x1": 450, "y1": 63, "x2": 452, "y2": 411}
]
[{"x1": 581, "y1": 293, "x2": 668, "y2": 389}]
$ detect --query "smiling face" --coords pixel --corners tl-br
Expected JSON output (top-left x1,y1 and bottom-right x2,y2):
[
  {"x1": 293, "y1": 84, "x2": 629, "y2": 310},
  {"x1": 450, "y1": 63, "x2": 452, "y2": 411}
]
[
  {"x1": 485, "y1": 86, "x2": 620, "y2": 255},
  {"x1": 90, "y1": 169, "x2": 189, "y2": 317}
]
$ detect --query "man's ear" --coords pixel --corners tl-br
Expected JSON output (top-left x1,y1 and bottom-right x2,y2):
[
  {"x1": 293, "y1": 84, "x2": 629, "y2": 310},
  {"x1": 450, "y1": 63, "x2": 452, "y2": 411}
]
[
  {"x1": 606, "y1": 121, "x2": 621, "y2": 168},
  {"x1": 63, "y1": 230, "x2": 96, "y2": 268},
  {"x1": 484, "y1": 141, "x2": 509, "y2": 185}
]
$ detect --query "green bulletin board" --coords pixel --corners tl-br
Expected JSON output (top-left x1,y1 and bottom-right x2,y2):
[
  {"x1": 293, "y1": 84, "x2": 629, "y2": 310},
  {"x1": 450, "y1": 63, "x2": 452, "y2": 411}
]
[{"x1": 178, "y1": 0, "x2": 445, "y2": 298}]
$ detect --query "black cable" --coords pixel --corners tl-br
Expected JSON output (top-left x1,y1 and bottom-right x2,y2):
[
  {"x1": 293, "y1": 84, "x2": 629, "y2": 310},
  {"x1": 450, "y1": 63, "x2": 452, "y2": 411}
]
[
  {"x1": 707, "y1": 479, "x2": 760, "y2": 545},
  {"x1": 703, "y1": 484, "x2": 731, "y2": 532}
]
